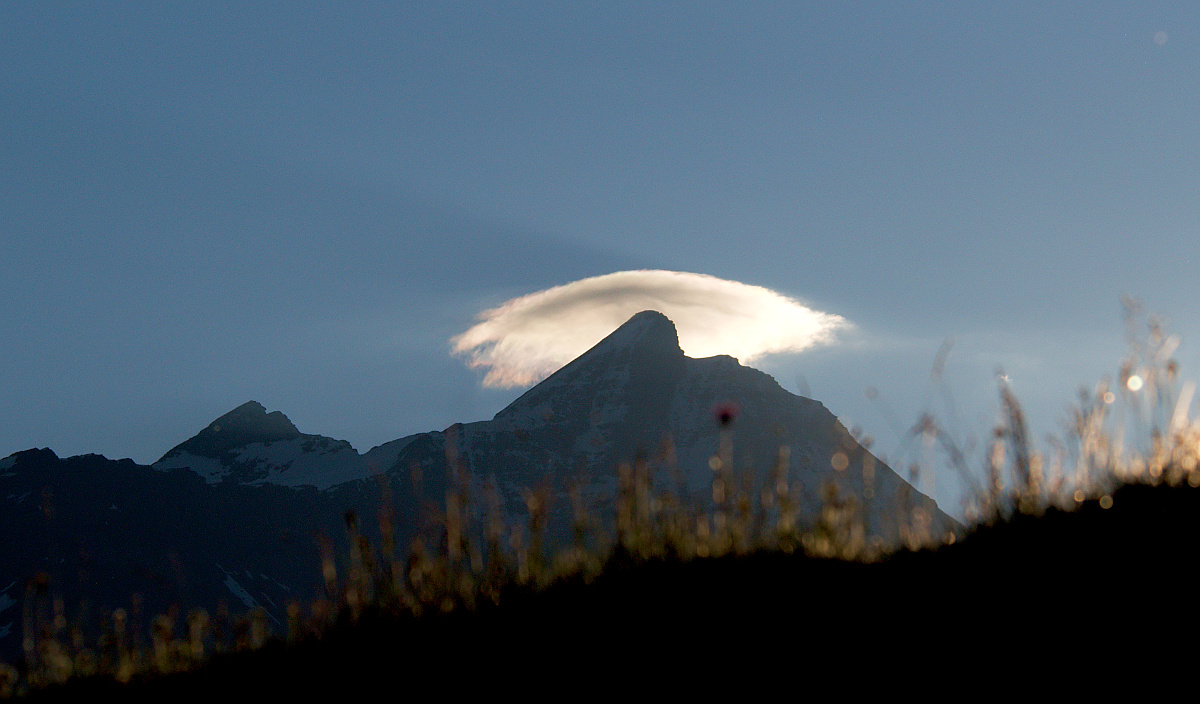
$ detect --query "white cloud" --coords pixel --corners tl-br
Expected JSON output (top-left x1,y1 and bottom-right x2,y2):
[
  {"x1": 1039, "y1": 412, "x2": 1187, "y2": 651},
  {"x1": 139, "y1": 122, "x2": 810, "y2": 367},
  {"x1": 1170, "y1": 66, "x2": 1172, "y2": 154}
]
[{"x1": 451, "y1": 270, "x2": 851, "y2": 388}]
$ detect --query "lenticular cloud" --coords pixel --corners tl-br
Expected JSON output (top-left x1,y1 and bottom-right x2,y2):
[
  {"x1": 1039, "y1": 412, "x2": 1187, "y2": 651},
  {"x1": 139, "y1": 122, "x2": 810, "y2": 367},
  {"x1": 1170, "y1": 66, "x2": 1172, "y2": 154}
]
[{"x1": 451, "y1": 270, "x2": 850, "y2": 388}]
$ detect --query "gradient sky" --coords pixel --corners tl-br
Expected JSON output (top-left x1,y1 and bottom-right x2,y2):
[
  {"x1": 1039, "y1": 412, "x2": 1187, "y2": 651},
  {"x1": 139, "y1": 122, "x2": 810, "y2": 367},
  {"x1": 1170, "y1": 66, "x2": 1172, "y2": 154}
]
[{"x1": 4, "y1": 3, "x2": 1198, "y2": 518}]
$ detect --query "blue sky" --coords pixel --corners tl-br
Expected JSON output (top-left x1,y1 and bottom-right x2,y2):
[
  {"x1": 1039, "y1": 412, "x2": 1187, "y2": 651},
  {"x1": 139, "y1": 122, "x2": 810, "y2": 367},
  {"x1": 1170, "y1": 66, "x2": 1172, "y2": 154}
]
[{"x1": 4, "y1": 3, "x2": 1198, "y2": 517}]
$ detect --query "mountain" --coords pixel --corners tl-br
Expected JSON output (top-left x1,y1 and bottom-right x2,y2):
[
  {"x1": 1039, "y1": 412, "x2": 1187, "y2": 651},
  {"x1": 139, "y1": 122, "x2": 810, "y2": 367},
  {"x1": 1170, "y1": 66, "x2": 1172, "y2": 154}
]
[
  {"x1": 150, "y1": 310, "x2": 956, "y2": 543},
  {"x1": 154, "y1": 401, "x2": 415, "y2": 488},
  {"x1": 330, "y1": 310, "x2": 958, "y2": 543},
  {"x1": 1, "y1": 309, "x2": 958, "y2": 664}
]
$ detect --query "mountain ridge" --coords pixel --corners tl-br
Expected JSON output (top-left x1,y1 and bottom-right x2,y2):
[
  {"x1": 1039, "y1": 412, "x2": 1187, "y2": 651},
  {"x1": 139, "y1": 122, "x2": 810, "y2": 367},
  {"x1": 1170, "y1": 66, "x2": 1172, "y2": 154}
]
[{"x1": 22, "y1": 310, "x2": 955, "y2": 534}]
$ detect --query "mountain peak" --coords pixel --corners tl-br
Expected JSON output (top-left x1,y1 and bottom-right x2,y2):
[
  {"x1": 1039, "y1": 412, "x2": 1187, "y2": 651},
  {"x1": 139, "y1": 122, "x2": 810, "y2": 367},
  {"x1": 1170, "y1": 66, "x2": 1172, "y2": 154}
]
[
  {"x1": 625, "y1": 309, "x2": 674, "y2": 327},
  {"x1": 156, "y1": 401, "x2": 301, "y2": 463},
  {"x1": 208, "y1": 401, "x2": 300, "y2": 439},
  {"x1": 589, "y1": 310, "x2": 681, "y2": 357},
  {"x1": 493, "y1": 310, "x2": 685, "y2": 423}
]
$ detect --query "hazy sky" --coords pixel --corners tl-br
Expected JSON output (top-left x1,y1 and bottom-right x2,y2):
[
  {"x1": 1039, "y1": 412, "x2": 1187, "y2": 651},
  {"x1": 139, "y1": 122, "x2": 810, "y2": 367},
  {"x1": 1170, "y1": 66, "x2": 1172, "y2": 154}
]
[{"x1": 4, "y1": 3, "x2": 1198, "y2": 517}]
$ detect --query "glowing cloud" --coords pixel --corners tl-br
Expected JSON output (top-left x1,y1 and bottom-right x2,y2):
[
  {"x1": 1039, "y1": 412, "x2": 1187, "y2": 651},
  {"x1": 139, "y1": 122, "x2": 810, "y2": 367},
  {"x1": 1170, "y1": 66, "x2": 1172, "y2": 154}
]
[{"x1": 451, "y1": 270, "x2": 851, "y2": 388}]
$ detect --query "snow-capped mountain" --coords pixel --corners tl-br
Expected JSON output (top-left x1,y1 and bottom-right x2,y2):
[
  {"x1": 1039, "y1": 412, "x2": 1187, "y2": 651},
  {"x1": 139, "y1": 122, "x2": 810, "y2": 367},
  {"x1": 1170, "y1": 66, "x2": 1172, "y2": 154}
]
[{"x1": 153, "y1": 401, "x2": 415, "y2": 489}]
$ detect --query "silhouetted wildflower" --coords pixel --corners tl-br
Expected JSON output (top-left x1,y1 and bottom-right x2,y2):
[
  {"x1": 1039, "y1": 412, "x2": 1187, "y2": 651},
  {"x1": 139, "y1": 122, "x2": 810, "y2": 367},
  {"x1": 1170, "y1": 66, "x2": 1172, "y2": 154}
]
[{"x1": 713, "y1": 402, "x2": 739, "y2": 427}]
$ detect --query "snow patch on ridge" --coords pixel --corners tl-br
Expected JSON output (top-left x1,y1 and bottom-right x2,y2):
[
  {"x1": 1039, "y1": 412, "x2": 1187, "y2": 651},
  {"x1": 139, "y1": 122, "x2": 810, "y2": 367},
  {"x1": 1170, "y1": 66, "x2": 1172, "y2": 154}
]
[
  {"x1": 234, "y1": 437, "x2": 364, "y2": 488},
  {"x1": 217, "y1": 564, "x2": 262, "y2": 611},
  {"x1": 153, "y1": 432, "x2": 421, "y2": 489},
  {"x1": 154, "y1": 452, "x2": 229, "y2": 483},
  {"x1": 0, "y1": 583, "x2": 15, "y2": 643}
]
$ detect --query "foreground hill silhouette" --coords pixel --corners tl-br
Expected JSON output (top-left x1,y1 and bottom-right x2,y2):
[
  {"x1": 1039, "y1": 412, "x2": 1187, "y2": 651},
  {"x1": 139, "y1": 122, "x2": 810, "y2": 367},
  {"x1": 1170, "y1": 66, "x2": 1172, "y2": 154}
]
[
  {"x1": 11, "y1": 303, "x2": 1195, "y2": 697},
  {"x1": 16, "y1": 478, "x2": 1199, "y2": 699}
]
